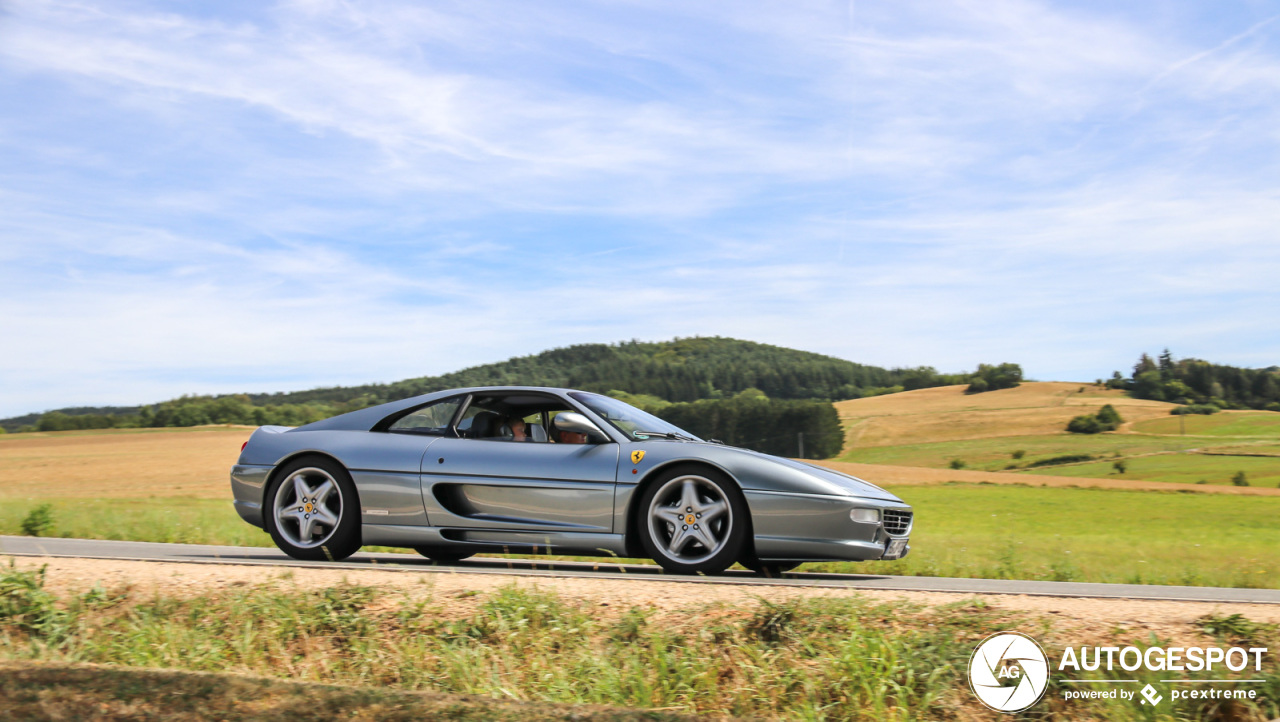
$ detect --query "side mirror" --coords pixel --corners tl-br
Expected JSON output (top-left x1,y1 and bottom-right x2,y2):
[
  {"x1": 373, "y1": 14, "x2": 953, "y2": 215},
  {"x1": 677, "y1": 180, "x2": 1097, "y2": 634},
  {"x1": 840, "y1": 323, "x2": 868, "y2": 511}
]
[{"x1": 553, "y1": 412, "x2": 608, "y2": 443}]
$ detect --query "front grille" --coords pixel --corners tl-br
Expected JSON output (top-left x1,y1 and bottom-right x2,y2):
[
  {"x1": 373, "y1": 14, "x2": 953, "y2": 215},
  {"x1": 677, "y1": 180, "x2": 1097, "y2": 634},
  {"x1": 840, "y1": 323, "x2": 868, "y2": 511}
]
[{"x1": 883, "y1": 509, "x2": 912, "y2": 535}]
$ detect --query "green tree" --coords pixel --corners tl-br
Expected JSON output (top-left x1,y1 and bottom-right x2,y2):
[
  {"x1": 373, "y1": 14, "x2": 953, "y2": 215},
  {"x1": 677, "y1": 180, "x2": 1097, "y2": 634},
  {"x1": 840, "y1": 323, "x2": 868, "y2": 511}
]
[
  {"x1": 1095, "y1": 404, "x2": 1123, "y2": 430},
  {"x1": 967, "y1": 363, "x2": 1022, "y2": 393}
]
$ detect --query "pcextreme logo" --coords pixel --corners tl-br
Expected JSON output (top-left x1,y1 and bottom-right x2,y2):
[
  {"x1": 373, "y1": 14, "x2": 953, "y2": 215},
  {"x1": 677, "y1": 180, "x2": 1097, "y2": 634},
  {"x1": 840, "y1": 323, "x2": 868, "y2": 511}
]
[
  {"x1": 968, "y1": 632, "x2": 1051, "y2": 712},
  {"x1": 967, "y1": 632, "x2": 1270, "y2": 713}
]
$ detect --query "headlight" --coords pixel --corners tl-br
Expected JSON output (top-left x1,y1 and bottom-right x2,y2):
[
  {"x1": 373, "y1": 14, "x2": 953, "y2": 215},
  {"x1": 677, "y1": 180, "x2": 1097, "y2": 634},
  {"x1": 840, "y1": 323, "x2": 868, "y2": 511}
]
[{"x1": 850, "y1": 508, "x2": 880, "y2": 524}]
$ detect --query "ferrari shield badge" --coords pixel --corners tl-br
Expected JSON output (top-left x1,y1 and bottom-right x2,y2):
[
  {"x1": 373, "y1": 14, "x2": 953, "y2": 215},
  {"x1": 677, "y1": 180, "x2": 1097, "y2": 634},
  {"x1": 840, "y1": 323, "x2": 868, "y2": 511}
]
[{"x1": 631, "y1": 450, "x2": 646, "y2": 464}]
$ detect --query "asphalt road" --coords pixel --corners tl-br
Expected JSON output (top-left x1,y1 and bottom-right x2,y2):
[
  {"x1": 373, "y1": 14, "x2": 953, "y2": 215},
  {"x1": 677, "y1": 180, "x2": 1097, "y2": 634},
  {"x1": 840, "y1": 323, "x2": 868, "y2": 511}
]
[{"x1": 2, "y1": 535, "x2": 1276, "y2": 604}]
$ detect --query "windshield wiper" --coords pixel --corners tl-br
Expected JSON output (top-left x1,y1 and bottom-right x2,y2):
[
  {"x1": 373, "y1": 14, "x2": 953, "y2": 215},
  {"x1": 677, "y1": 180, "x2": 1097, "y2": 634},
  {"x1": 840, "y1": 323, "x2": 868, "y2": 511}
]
[{"x1": 633, "y1": 430, "x2": 695, "y2": 441}]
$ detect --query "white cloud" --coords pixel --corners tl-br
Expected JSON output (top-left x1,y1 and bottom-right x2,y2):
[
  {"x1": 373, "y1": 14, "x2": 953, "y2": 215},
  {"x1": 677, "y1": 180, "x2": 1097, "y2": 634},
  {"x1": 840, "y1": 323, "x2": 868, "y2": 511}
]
[{"x1": 1, "y1": 0, "x2": 1279, "y2": 416}]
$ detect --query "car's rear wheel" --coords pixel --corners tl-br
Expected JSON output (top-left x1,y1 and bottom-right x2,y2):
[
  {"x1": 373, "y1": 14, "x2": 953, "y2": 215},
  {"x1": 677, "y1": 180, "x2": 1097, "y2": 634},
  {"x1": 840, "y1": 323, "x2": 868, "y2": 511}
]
[
  {"x1": 413, "y1": 546, "x2": 474, "y2": 563},
  {"x1": 264, "y1": 457, "x2": 361, "y2": 561},
  {"x1": 638, "y1": 466, "x2": 747, "y2": 575}
]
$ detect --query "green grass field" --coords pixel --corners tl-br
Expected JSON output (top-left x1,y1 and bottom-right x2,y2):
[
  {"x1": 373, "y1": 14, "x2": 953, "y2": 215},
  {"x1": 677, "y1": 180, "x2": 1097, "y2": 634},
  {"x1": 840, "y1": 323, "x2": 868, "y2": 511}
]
[
  {"x1": 842, "y1": 484, "x2": 1280, "y2": 588},
  {"x1": 837, "y1": 432, "x2": 1204, "y2": 469},
  {"x1": 5, "y1": 484, "x2": 1277, "y2": 588},
  {"x1": 1021, "y1": 452, "x2": 1280, "y2": 487},
  {"x1": 838, "y1": 432, "x2": 1280, "y2": 486},
  {"x1": 1133, "y1": 412, "x2": 1280, "y2": 437}
]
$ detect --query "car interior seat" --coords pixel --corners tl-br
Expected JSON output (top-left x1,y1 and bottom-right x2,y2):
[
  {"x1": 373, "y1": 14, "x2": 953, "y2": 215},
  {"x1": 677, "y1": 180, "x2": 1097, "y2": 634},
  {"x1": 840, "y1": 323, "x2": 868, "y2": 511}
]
[
  {"x1": 467, "y1": 411, "x2": 501, "y2": 439},
  {"x1": 529, "y1": 422, "x2": 548, "y2": 442}
]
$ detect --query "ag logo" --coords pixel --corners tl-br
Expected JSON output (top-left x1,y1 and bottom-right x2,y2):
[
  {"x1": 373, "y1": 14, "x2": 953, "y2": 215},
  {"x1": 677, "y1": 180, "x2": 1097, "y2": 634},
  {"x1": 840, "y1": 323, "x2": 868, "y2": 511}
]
[
  {"x1": 631, "y1": 450, "x2": 645, "y2": 464},
  {"x1": 968, "y1": 632, "x2": 1050, "y2": 713}
]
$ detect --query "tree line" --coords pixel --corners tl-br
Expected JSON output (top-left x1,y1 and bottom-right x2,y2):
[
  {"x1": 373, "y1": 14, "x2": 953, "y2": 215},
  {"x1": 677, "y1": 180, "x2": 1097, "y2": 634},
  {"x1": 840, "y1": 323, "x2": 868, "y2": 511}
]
[
  {"x1": 608, "y1": 388, "x2": 844, "y2": 459},
  {"x1": 6, "y1": 337, "x2": 1025, "y2": 461},
  {"x1": 1107, "y1": 350, "x2": 1280, "y2": 411}
]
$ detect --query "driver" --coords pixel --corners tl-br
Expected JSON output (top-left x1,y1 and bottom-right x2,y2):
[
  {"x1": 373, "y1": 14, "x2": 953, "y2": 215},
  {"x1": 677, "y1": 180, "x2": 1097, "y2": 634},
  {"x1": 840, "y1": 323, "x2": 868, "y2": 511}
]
[{"x1": 556, "y1": 428, "x2": 587, "y2": 444}]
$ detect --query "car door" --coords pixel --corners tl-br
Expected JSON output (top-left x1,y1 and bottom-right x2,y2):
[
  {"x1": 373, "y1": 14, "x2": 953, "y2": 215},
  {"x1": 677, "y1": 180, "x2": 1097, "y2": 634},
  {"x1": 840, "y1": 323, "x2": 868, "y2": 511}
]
[
  {"x1": 421, "y1": 436, "x2": 619, "y2": 532},
  {"x1": 344, "y1": 395, "x2": 465, "y2": 527}
]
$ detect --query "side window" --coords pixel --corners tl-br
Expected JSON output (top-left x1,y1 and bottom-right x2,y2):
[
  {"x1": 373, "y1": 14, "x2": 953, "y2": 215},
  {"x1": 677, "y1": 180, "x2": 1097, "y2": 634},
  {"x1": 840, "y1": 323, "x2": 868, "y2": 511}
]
[{"x1": 388, "y1": 398, "x2": 462, "y2": 434}]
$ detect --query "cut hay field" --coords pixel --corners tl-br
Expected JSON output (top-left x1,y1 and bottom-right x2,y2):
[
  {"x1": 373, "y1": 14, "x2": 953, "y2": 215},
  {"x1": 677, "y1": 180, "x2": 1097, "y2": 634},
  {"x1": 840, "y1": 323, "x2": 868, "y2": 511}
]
[
  {"x1": 0, "y1": 426, "x2": 252, "y2": 499},
  {"x1": 835, "y1": 381, "x2": 1174, "y2": 448}
]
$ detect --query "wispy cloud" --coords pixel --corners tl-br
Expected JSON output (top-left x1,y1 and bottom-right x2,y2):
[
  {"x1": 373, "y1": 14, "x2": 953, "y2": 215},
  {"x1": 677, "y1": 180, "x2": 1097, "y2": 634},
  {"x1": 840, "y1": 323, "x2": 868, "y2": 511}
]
[{"x1": 1, "y1": 0, "x2": 1278, "y2": 415}]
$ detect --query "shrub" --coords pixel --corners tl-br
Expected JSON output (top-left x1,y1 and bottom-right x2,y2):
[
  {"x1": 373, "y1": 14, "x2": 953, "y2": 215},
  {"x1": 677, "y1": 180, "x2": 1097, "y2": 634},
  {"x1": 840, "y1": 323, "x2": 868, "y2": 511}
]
[
  {"x1": 1112, "y1": 460, "x2": 1127, "y2": 474},
  {"x1": 1027, "y1": 454, "x2": 1095, "y2": 468},
  {"x1": 949, "y1": 458, "x2": 966, "y2": 470},
  {"x1": 1066, "y1": 415, "x2": 1102, "y2": 434},
  {"x1": 20, "y1": 504, "x2": 55, "y2": 537},
  {"x1": 1068, "y1": 405, "x2": 1121, "y2": 434},
  {"x1": 1171, "y1": 404, "x2": 1219, "y2": 415},
  {"x1": 1011, "y1": 450, "x2": 1025, "y2": 460},
  {"x1": 0, "y1": 563, "x2": 71, "y2": 641},
  {"x1": 1232, "y1": 471, "x2": 1249, "y2": 487}
]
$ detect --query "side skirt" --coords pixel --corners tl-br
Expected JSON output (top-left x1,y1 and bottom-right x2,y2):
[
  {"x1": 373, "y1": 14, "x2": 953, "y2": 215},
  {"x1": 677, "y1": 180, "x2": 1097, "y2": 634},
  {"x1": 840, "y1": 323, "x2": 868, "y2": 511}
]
[{"x1": 361, "y1": 524, "x2": 629, "y2": 558}]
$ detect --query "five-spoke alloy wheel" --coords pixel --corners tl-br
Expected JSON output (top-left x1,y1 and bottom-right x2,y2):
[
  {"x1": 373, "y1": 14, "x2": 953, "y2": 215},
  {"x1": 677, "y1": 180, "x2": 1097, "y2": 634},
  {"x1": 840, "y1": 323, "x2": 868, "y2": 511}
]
[
  {"x1": 638, "y1": 466, "x2": 747, "y2": 575},
  {"x1": 265, "y1": 456, "x2": 361, "y2": 561}
]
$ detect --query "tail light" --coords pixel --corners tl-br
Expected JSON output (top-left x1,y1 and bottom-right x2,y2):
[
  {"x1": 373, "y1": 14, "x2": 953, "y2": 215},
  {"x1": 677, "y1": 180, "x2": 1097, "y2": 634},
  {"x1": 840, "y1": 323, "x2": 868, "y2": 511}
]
[{"x1": 241, "y1": 441, "x2": 249, "y2": 452}]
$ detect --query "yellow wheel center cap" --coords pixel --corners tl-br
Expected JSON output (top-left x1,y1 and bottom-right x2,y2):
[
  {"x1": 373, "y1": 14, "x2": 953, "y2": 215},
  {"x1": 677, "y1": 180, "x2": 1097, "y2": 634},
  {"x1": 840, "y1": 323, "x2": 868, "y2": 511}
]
[
  {"x1": 305, "y1": 503, "x2": 314, "y2": 513},
  {"x1": 685, "y1": 514, "x2": 696, "y2": 525}
]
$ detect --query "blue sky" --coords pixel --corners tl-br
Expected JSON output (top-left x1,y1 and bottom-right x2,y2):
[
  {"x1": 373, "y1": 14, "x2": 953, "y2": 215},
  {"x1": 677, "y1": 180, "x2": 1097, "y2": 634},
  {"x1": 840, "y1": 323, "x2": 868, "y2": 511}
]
[{"x1": 2, "y1": 0, "x2": 1278, "y2": 417}]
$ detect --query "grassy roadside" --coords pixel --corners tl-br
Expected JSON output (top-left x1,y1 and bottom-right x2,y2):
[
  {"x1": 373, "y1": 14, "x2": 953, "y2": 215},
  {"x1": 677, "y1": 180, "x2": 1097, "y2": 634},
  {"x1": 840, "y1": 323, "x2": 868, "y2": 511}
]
[
  {"x1": 0, "y1": 565, "x2": 1276, "y2": 720},
  {"x1": 4, "y1": 483, "x2": 1279, "y2": 588},
  {"x1": 0, "y1": 662, "x2": 691, "y2": 722}
]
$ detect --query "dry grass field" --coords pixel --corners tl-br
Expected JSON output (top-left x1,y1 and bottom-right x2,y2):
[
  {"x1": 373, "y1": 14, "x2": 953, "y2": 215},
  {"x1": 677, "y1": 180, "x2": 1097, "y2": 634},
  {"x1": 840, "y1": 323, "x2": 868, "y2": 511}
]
[
  {"x1": 0, "y1": 426, "x2": 251, "y2": 500},
  {"x1": 835, "y1": 381, "x2": 1173, "y2": 448}
]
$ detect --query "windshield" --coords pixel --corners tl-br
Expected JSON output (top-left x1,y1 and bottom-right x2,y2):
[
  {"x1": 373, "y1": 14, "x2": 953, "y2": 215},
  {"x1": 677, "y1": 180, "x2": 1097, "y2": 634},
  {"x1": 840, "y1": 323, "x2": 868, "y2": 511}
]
[{"x1": 569, "y1": 392, "x2": 700, "y2": 442}]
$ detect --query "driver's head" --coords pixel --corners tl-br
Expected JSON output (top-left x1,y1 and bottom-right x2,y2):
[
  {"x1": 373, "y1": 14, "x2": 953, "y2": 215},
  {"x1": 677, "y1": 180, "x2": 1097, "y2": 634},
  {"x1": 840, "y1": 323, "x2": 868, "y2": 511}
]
[{"x1": 557, "y1": 429, "x2": 587, "y2": 444}]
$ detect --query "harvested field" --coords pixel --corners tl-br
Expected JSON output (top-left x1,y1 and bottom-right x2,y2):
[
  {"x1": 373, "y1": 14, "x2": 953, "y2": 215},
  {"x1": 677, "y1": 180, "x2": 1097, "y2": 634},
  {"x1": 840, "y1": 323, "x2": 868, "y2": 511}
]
[
  {"x1": 835, "y1": 382, "x2": 1173, "y2": 448},
  {"x1": 0, "y1": 426, "x2": 251, "y2": 499}
]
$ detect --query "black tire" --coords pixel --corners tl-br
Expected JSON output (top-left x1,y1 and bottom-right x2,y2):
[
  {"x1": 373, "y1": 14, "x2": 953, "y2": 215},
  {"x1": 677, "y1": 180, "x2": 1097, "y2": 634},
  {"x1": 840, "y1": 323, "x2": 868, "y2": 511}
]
[
  {"x1": 740, "y1": 559, "x2": 803, "y2": 577},
  {"x1": 263, "y1": 456, "x2": 362, "y2": 561},
  {"x1": 637, "y1": 465, "x2": 748, "y2": 575},
  {"x1": 413, "y1": 546, "x2": 474, "y2": 563}
]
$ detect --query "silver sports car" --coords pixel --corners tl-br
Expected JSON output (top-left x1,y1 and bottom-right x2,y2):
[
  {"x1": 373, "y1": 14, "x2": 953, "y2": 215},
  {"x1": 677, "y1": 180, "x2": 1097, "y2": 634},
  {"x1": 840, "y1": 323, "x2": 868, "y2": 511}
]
[{"x1": 230, "y1": 386, "x2": 912, "y2": 575}]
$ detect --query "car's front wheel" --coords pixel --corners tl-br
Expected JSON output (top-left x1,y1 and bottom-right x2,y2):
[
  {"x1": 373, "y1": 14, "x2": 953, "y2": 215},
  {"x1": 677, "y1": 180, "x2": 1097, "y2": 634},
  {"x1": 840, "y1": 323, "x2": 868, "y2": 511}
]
[
  {"x1": 264, "y1": 456, "x2": 361, "y2": 561},
  {"x1": 638, "y1": 466, "x2": 747, "y2": 575}
]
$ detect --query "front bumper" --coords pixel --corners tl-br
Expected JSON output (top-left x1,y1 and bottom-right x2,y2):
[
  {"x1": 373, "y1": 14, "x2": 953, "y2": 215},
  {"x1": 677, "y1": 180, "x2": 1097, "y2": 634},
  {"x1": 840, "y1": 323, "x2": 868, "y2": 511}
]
[{"x1": 745, "y1": 490, "x2": 912, "y2": 562}]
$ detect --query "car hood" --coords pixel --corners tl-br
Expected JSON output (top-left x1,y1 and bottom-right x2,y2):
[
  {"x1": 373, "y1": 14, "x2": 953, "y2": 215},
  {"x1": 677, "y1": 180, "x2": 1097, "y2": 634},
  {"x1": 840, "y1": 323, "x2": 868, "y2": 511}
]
[
  {"x1": 702, "y1": 444, "x2": 902, "y2": 502},
  {"x1": 774, "y1": 456, "x2": 902, "y2": 502}
]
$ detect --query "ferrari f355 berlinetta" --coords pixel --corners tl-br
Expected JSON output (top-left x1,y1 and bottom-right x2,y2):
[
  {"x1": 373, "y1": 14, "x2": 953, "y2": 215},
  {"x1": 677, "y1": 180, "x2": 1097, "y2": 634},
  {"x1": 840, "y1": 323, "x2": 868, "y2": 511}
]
[{"x1": 230, "y1": 387, "x2": 912, "y2": 575}]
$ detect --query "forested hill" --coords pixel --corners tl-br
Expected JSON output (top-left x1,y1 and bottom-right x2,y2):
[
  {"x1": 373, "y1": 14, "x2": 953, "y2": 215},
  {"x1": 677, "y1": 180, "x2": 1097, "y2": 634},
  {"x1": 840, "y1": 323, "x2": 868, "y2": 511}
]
[
  {"x1": 246, "y1": 337, "x2": 905, "y2": 407},
  {"x1": 3, "y1": 337, "x2": 940, "y2": 432}
]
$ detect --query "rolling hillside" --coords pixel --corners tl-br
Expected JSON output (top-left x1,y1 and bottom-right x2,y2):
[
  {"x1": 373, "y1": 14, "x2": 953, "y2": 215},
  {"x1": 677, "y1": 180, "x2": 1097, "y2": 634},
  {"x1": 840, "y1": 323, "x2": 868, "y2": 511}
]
[
  {"x1": 2, "y1": 337, "x2": 937, "y2": 432},
  {"x1": 832, "y1": 381, "x2": 1280, "y2": 487}
]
